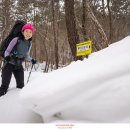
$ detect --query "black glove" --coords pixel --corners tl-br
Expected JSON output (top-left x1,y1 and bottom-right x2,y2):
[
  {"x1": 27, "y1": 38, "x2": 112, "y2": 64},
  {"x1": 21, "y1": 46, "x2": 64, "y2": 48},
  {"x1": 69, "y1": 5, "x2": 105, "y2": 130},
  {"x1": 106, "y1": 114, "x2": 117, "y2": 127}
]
[
  {"x1": 4, "y1": 56, "x2": 10, "y2": 62},
  {"x1": 31, "y1": 59, "x2": 37, "y2": 64}
]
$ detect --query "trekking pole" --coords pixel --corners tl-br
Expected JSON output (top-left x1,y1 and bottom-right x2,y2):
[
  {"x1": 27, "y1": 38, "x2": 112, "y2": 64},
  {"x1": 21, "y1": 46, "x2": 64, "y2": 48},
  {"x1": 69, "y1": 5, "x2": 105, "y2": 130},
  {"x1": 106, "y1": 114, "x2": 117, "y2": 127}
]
[{"x1": 27, "y1": 64, "x2": 34, "y2": 84}]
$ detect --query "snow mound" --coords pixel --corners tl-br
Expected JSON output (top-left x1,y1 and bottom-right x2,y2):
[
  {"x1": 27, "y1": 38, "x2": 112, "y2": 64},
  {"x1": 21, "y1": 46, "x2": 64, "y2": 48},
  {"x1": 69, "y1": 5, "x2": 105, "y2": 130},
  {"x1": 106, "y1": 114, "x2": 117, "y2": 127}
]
[
  {"x1": 0, "y1": 89, "x2": 43, "y2": 123},
  {"x1": 20, "y1": 36, "x2": 130, "y2": 123}
]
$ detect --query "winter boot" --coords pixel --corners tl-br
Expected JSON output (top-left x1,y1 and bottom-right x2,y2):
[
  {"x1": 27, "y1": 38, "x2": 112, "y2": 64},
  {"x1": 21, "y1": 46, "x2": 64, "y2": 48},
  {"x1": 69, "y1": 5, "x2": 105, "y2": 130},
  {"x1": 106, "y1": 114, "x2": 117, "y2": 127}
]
[{"x1": 0, "y1": 87, "x2": 7, "y2": 97}]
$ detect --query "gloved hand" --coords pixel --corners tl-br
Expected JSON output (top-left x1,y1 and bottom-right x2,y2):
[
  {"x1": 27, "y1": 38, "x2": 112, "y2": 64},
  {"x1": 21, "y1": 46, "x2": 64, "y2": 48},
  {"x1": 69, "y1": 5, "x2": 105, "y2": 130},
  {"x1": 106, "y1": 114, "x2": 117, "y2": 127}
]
[
  {"x1": 4, "y1": 56, "x2": 10, "y2": 62},
  {"x1": 31, "y1": 59, "x2": 37, "y2": 64}
]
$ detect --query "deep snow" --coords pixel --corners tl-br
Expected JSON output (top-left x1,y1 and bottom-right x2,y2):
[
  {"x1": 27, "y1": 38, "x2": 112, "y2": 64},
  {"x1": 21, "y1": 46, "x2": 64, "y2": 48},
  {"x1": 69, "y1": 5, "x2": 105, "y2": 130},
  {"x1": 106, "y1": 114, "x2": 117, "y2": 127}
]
[
  {"x1": 20, "y1": 36, "x2": 130, "y2": 123},
  {"x1": 0, "y1": 72, "x2": 44, "y2": 123},
  {"x1": 0, "y1": 36, "x2": 130, "y2": 123}
]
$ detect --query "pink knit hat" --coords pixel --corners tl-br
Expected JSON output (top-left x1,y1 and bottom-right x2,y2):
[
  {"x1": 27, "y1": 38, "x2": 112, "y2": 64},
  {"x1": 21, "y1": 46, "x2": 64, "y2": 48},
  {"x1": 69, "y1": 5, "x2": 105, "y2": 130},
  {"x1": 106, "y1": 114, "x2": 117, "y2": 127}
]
[{"x1": 21, "y1": 23, "x2": 35, "y2": 32}]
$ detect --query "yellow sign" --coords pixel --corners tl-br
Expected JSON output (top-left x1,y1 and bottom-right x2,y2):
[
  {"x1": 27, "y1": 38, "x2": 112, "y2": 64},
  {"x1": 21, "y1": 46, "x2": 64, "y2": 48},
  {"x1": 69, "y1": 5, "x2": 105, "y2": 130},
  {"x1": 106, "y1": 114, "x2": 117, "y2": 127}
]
[{"x1": 76, "y1": 40, "x2": 92, "y2": 56}]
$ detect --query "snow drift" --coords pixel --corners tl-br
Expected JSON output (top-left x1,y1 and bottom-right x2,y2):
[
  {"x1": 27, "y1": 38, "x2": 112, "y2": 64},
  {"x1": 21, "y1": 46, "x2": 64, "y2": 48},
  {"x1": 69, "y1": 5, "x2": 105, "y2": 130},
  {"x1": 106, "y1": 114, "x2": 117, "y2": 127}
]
[{"x1": 20, "y1": 36, "x2": 130, "y2": 123}]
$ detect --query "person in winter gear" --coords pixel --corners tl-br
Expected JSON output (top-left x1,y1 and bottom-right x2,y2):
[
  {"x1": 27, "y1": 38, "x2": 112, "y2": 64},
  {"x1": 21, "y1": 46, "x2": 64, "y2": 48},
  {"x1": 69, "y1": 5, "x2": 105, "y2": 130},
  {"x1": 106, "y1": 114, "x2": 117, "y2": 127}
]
[{"x1": 0, "y1": 23, "x2": 37, "y2": 97}]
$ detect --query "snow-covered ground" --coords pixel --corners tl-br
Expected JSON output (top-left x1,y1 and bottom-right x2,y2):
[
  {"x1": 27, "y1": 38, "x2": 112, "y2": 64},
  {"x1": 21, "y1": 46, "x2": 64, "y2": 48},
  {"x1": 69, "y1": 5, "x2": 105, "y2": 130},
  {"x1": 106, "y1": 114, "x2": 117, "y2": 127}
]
[
  {"x1": 0, "y1": 72, "x2": 44, "y2": 123},
  {"x1": 0, "y1": 36, "x2": 130, "y2": 123}
]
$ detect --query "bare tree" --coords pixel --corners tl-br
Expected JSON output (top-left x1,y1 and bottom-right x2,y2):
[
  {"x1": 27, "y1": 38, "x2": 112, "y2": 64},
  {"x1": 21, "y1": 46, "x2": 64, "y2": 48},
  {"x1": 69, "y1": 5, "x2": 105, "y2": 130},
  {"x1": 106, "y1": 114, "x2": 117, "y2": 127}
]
[
  {"x1": 51, "y1": 0, "x2": 59, "y2": 69},
  {"x1": 0, "y1": 0, "x2": 12, "y2": 40},
  {"x1": 107, "y1": 0, "x2": 113, "y2": 43},
  {"x1": 65, "y1": 0, "x2": 82, "y2": 61},
  {"x1": 86, "y1": 1, "x2": 108, "y2": 48},
  {"x1": 82, "y1": 0, "x2": 88, "y2": 41}
]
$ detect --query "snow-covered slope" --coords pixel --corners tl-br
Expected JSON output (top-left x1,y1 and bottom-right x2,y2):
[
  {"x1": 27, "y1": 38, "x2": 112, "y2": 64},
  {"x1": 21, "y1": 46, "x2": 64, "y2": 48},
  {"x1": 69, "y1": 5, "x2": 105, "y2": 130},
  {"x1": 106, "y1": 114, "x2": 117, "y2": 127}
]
[{"x1": 20, "y1": 36, "x2": 130, "y2": 123}]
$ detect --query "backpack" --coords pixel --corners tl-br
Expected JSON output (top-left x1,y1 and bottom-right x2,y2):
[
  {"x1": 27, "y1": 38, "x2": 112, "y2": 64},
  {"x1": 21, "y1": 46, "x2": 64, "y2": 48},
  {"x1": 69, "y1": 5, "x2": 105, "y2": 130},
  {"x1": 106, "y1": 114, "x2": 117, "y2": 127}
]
[{"x1": 0, "y1": 20, "x2": 26, "y2": 58}]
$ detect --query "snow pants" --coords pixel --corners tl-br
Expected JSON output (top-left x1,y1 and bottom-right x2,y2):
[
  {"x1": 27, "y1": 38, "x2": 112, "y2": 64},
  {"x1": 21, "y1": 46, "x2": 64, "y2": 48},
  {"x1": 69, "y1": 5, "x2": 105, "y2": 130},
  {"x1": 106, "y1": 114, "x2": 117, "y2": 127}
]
[{"x1": 0, "y1": 63, "x2": 24, "y2": 91}]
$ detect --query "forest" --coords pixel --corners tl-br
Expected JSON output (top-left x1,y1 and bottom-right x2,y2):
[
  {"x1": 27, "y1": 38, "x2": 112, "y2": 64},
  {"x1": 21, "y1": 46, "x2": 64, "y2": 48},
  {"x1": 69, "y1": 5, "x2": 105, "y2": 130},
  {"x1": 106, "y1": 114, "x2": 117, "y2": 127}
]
[{"x1": 0, "y1": 0, "x2": 130, "y2": 72}]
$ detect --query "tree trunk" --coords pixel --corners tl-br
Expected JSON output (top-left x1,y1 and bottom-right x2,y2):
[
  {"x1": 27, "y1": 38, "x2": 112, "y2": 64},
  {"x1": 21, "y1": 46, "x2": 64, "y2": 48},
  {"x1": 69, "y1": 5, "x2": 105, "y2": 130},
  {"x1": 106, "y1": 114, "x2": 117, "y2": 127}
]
[
  {"x1": 65, "y1": 0, "x2": 82, "y2": 61},
  {"x1": 102, "y1": 0, "x2": 106, "y2": 15},
  {"x1": 86, "y1": 1, "x2": 108, "y2": 48},
  {"x1": 107, "y1": 0, "x2": 113, "y2": 44},
  {"x1": 51, "y1": 0, "x2": 59, "y2": 69},
  {"x1": 82, "y1": 0, "x2": 88, "y2": 41}
]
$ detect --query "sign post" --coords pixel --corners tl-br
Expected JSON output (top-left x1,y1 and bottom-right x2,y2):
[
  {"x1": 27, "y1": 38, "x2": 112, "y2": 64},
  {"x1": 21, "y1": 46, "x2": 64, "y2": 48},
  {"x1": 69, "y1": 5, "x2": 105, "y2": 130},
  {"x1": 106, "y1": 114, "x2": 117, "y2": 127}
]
[{"x1": 76, "y1": 40, "x2": 92, "y2": 56}]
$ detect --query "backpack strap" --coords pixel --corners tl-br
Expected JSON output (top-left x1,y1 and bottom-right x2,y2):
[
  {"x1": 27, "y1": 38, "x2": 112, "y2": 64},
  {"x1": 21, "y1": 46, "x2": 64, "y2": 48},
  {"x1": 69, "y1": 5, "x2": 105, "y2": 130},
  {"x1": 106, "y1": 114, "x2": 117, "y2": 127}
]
[
  {"x1": 10, "y1": 38, "x2": 20, "y2": 56},
  {"x1": 28, "y1": 41, "x2": 32, "y2": 50},
  {"x1": 4, "y1": 37, "x2": 19, "y2": 58}
]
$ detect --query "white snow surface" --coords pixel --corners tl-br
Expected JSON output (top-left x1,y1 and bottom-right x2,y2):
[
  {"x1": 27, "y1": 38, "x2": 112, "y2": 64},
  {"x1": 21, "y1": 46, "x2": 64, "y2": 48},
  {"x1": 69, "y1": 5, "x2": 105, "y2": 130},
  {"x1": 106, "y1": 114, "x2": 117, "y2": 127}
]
[
  {"x1": 0, "y1": 72, "x2": 44, "y2": 123},
  {"x1": 0, "y1": 36, "x2": 130, "y2": 123},
  {"x1": 19, "y1": 36, "x2": 130, "y2": 123}
]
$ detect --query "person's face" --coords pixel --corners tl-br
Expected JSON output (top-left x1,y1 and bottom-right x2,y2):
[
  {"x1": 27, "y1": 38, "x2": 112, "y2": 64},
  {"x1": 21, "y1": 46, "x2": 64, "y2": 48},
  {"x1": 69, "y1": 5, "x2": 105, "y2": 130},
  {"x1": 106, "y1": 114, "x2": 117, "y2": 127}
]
[{"x1": 22, "y1": 29, "x2": 33, "y2": 40}]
